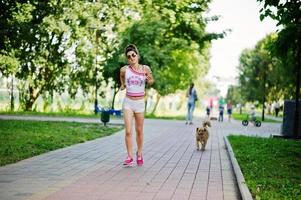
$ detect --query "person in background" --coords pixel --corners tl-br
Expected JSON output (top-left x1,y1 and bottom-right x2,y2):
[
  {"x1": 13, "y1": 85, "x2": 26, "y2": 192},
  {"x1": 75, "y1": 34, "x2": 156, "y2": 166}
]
[
  {"x1": 120, "y1": 44, "x2": 154, "y2": 167},
  {"x1": 274, "y1": 101, "x2": 280, "y2": 117},
  {"x1": 206, "y1": 105, "x2": 211, "y2": 119},
  {"x1": 218, "y1": 104, "x2": 224, "y2": 122},
  {"x1": 186, "y1": 83, "x2": 197, "y2": 125},
  {"x1": 227, "y1": 101, "x2": 233, "y2": 122},
  {"x1": 209, "y1": 98, "x2": 213, "y2": 111}
]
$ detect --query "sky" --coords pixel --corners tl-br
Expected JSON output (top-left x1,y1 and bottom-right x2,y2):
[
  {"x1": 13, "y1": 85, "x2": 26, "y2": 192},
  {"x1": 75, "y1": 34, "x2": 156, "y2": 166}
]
[{"x1": 205, "y1": 0, "x2": 278, "y2": 96}]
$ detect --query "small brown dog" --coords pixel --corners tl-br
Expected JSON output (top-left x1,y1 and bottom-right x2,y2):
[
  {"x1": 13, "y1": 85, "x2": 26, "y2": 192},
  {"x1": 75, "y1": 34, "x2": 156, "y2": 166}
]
[{"x1": 196, "y1": 120, "x2": 211, "y2": 150}]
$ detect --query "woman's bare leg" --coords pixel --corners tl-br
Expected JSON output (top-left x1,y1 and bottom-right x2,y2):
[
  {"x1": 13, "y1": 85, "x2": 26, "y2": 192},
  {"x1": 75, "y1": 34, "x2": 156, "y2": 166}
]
[
  {"x1": 123, "y1": 109, "x2": 134, "y2": 158},
  {"x1": 134, "y1": 112, "x2": 144, "y2": 156}
]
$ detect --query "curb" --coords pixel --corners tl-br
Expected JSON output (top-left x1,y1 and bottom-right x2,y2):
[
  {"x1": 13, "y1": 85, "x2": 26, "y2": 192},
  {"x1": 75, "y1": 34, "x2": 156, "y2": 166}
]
[{"x1": 224, "y1": 136, "x2": 253, "y2": 200}]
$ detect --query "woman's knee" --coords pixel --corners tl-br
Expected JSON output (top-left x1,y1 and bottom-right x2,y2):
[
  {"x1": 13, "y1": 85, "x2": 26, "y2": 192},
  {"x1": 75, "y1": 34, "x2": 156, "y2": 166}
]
[
  {"x1": 136, "y1": 128, "x2": 143, "y2": 136},
  {"x1": 125, "y1": 130, "x2": 132, "y2": 137}
]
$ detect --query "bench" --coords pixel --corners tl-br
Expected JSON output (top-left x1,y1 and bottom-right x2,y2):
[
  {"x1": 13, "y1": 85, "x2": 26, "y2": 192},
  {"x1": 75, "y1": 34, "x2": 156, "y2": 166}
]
[
  {"x1": 109, "y1": 109, "x2": 122, "y2": 117},
  {"x1": 95, "y1": 105, "x2": 122, "y2": 117}
]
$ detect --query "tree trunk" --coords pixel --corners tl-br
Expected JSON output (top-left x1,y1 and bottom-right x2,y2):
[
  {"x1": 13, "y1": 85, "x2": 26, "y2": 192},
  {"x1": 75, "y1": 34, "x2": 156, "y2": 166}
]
[
  {"x1": 262, "y1": 70, "x2": 266, "y2": 121},
  {"x1": 111, "y1": 86, "x2": 120, "y2": 110},
  {"x1": 21, "y1": 86, "x2": 40, "y2": 111},
  {"x1": 94, "y1": 83, "x2": 98, "y2": 115},
  {"x1": 10, "y1": 75, "x2": 14, "y2": 111},
  {"x1": 293, "y1": 40, "x2": 300, "y2": 139},
  {"x1": 151, "y1": 95, "x2": 161, "y2": 115},
  {"x1": 24, "y1": 98, "x2": 36, "y2": 111}
]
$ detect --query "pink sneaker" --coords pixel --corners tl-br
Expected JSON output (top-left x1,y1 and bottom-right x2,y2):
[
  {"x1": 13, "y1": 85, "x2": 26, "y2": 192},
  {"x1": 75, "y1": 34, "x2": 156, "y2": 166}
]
[
  {"x1": 136, "y1": 153, "x2": 143, "y2": 166},
  {"x1": 123, "y1": 156, "x2": 133, "y2": 166}
]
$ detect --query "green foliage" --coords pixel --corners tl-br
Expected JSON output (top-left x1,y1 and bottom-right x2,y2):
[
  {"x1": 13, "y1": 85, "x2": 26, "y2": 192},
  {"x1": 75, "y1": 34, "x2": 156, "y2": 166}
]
[
  {"x1": 203, "y1": 81, "x2": 221, "y2": 97},
  {"x1": 0, "y1": 51, "x2": 19, "y2": 76},
  {"x1": 1, "y1": 1, "x2": 74, "y2": 110},
  {"x1": 257, "y1": 0, "x2": 301, "y2": 99},
  {"x1": 105, "y1": 0, "x2": 223, "y2": 98},
  {"x1": 0, "y1": 0, "x2": 127, "y2": 110},
  {"x1": 226, "y1": 85, "x2": 243, "y2": 105},
  {"x1": 0, "y1": 120, "x2": 122, "y2": 166},
  {"x1": 235, "y1": 0, "x2": 301, "y2": 105},
  {"x1": 228, "y1": 135, "x2": 301, "y2": 200},
  {"x1": 237, "y1": 34, "x2": 292, "y2": 103},
  {"x1": 1, "y1": 0, "x2": 223, "y2": 112}
]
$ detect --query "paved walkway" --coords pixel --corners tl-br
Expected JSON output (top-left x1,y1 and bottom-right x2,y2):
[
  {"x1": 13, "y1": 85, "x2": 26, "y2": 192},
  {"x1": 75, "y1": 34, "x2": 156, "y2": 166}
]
[{"x1": 0, "y1": 116, "x2": 281, "y2": 200}]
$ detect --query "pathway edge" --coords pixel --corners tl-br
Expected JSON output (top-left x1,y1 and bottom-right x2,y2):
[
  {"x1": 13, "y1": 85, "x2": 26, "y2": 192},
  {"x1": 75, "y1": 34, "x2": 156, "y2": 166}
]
[{"x1": 224, "y1": 135, "x2": 253, "y2": 200}]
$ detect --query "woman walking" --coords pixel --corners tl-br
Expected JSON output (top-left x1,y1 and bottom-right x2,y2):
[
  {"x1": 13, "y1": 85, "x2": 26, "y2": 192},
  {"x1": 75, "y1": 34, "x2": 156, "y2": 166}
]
[
  {"x1": 120, "y1": 44, "x2": 154, "y2": 166},
  {"x1": 186, "y1": 83, "x2": 197, "y2": 125}
]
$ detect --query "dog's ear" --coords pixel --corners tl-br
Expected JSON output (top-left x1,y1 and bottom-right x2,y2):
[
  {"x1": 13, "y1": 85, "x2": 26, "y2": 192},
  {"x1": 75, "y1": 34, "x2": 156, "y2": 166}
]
[
  {"x1": 203, "y1": 120, "x2": 211, "y2": 127},
  {"x1": 207, "y1": 121, "x2": 211, "y2": 127},
  {"x1": 196, "y1": 127, "x2": 199, "y2": 132}
]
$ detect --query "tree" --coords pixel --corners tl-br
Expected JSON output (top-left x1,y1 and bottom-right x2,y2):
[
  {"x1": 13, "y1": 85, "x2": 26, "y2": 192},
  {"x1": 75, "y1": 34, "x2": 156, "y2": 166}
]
[
  {"x1": 0, "y1": 1, "x2": 128, "y2": 111},
  {"x1": 237, "y1": 34, "x2": 284, "y2": 120},
  {"x1": 0, "y1": 1, "x2": 74, "y2": 110},
  {"x1": 257, "y1": 0, "x2": 301, "y2": 137},
  {"x1": 226, "y1": 85, "x2": 243, "y2": 106},
  {"x1": 0, "y1": 1, "x2": 79, "y2": 110}
]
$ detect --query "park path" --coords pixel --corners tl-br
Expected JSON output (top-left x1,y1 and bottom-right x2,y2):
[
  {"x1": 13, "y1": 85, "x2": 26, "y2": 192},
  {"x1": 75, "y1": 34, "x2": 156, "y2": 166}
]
[{"x1": 0, "y1": 115, "x2": 281, "y2": 200}]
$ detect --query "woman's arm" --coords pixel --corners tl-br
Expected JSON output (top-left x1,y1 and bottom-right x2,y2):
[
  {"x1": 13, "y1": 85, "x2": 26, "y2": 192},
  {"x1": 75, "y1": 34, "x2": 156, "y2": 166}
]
[
  {"x1": 120, "y1": 66, "x2": 126, "y2": 90},
  {"x1": 145, "y1": 66, "x2": 154, "y2": 85}
]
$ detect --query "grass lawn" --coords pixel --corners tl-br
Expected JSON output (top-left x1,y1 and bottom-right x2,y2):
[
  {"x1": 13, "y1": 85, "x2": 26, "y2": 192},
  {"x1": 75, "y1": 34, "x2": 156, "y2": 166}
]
[
  {"x1": 0, "y1": 120, "x2": 122, "y2": 166},
  {"x1": 145, "y1": 113, "x2": 185, "y2": 120},
  {"x1": 0, "y1": 110, "x2": 99, "y2": 118},
  {"x1": 228, "y1": 135, "x2": 301, "y2": 200},
  {"x1": 232, "y1": 113, "x2": 279, "y2": 123}
]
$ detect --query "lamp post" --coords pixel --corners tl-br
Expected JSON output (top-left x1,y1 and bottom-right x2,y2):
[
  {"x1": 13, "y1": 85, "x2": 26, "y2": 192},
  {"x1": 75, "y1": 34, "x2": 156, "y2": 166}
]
[
  {"x1": 91, "y1": 27, "x2": 106, "y2": 114},
  {"x1": 261, "y1": 71, "x2": 266, "y2": 122},
  {"x1": 94, "y1": 30, "x2": 99, "y2": 114}
]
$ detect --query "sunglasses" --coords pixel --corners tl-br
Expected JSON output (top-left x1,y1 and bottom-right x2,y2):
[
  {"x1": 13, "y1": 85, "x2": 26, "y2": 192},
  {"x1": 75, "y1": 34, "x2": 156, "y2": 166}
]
[{"x1": 127, "y1": 53, "x2": 137, "y2": 59}]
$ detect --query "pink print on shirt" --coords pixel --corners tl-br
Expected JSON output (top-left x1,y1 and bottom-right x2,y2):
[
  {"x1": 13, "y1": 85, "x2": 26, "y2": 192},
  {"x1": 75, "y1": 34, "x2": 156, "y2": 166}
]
[
  {"x1": 127, "y1": 75, "x2": 144, "y2": 87},
  {"x1": 125, "y1": 65, "x2": 146, "y2": 97}
]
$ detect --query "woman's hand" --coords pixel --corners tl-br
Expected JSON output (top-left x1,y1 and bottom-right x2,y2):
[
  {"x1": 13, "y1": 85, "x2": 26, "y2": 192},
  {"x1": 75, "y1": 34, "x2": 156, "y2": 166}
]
[
  {"x1": 120, "y1": 85, "x2": 126, "y2": 90},
  {"x1": 145, "y1": 69, "x2": 154, "y2": 85}
]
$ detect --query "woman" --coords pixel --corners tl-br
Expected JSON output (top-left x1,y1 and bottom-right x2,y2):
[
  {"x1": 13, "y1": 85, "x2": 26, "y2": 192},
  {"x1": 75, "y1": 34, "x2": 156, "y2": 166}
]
[
  {"x1": 120, "y1": 44, "x2": 154, "y2": 166},
  {"x1": 186, "y1": 83, "x2": 197, "y2": 125}
]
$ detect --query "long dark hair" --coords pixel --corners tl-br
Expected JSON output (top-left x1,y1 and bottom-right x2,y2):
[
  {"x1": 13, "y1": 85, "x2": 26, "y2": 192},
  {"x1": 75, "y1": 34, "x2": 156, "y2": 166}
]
[{"x1": 189, "y1": 83, "x2": 194, "y2": 95}]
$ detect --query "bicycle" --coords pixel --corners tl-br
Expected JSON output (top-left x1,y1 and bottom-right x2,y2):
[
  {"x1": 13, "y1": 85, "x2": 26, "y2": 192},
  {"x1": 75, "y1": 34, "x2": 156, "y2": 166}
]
[{"x1": 242, "y1": 114, "x2": 261, "y2": 127}]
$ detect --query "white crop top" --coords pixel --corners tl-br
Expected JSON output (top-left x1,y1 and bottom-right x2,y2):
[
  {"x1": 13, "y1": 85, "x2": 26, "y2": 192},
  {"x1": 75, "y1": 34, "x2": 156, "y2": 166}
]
[{"x1": 125, "y1": 65, "x2": 146, "y2": 97}]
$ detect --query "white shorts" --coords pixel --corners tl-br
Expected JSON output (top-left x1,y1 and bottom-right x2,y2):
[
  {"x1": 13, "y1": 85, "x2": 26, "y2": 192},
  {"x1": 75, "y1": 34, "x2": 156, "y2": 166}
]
[{"x1": 123, "y1": 97, "x2": 145, "y2": 113}]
